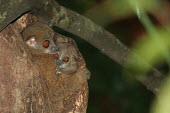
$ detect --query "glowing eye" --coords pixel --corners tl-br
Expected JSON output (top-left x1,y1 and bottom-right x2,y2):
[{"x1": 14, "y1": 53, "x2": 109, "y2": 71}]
[
  {"x1": 43, "y1": 40, "x2": 50, "y2": 48},
  {"x1": 54, "y1": 53, "x2": 59, "y2": 59},
  {"x1": 53, "y1": 35, "x2": 57, "y2": 41},
  {"x1": 63, "y1": 57, "x2": 69, "y2": 62}
]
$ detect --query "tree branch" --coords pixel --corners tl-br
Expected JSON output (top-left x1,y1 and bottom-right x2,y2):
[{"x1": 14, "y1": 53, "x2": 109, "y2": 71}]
[{"x1": 0, "y1": 0, "x2": 165, "y2": 93}]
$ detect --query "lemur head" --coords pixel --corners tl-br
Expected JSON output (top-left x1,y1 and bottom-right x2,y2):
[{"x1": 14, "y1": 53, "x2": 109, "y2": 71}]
[
  {"x1": 22, "y1": 22, "x2": 58, "y2": 54},
  {"x1": 54, "y1": 40, "x2": 78, "y2": 74}
]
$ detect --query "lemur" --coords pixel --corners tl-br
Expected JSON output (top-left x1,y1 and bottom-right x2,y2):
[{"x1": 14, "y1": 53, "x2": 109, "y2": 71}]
[
  {"x1": 21, "y1": 22, "x2": 90, "y2": 102},
  {"x1": 53, "y1": 33, "x2": 90, "y2": 80}
]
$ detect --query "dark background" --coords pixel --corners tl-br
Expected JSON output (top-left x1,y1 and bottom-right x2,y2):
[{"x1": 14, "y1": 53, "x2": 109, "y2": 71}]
[{"x1": 54, "y1": 0, "x2": 155, "y2": 113}]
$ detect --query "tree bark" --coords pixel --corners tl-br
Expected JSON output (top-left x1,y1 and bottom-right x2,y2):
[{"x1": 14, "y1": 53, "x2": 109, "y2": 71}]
[{"x1": 0, "y1": 14, "x2": 88, "y2": 113}]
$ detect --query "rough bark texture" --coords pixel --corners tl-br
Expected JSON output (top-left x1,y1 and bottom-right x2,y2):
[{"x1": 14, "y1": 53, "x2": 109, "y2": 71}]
[
  {"x1": 0, "y1": 0, "x2": 166, "y2": 93},
  {"x1": 0, "y1": 14, "x2": 88, "y2": 113}
]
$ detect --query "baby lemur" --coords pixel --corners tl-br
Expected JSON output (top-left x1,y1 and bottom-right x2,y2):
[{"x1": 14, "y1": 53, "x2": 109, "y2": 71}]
[
  {"x1": 54, "y1": 35, "x2": 84, "y2": 75},
  {"x1": 21, "y1": 22, "x2": 90, "y2": 102}
]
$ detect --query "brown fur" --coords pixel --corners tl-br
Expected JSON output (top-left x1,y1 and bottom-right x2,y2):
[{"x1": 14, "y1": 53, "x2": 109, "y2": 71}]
[{"x1": 22, "y1": 22, "x2": 54, "y2": 41}]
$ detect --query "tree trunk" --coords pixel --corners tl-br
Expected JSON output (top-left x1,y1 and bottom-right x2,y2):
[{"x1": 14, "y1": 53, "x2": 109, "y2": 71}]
[{"x1": 0, "y1": 13, "x2": 89, "y2": 113}]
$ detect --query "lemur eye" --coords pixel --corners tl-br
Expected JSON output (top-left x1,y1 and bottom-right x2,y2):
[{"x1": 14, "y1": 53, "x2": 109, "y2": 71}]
[
  {"x1": 43, "y1": 40, "x2": 50, "y2": 48},
  {"x1": 63, "y1": 57, "x2": 69, "y2": 62},
  {"x1": 53, "y1": 35, "x2": 57, "y2": 41},
  {"x1": 54, "y1": 53, "x2": 59, "y2": 59}
]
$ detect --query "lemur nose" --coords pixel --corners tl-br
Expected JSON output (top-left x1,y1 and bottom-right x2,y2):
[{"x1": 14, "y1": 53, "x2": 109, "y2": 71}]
[{"x1": 55, "y1": 59, "x2": 62, "y2": 65}]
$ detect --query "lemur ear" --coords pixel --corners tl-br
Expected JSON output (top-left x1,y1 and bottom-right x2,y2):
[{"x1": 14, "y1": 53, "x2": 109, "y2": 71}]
[{"x1": 26, "y1": 36, "x2": 36, "y2": 48}]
